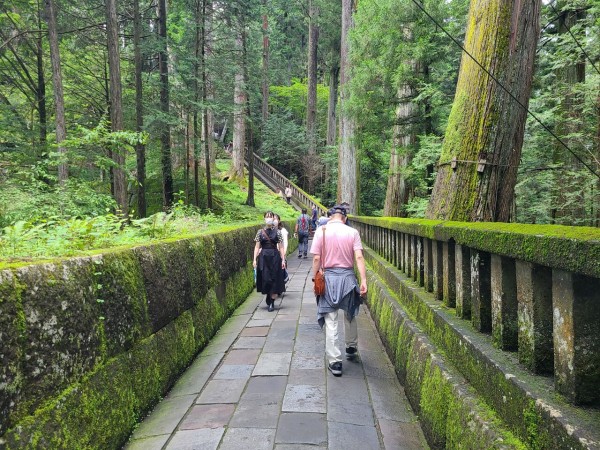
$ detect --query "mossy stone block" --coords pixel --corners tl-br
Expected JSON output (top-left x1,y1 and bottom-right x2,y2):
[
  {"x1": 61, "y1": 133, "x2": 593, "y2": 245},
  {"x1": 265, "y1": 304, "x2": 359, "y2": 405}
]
[
  {"x1": 95, "y1": 252, "x2": 149, "y2": 357},
  {"x1": 15, "y1": 260, "x2": 100, "y2": 424},
  {"x1": 0, "y1": 270, "x2": 23, "y2": 435}
]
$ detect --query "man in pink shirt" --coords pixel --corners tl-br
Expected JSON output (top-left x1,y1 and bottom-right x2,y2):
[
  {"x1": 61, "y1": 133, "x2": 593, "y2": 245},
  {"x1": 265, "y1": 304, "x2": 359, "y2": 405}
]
[{"x1": 310, "y1": 204, "x2": 367, "y2": 377}]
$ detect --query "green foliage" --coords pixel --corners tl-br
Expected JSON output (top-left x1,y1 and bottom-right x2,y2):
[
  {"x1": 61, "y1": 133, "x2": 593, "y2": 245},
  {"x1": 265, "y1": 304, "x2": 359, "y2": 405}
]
[
  {"x1": 515, "y1": 1, "x2": 600, "y2": 225},
  {"x1": 349, "y1": 0, "x2": 468, "y2": 216},
  {"x1": 0, "y1": 161, "x2": 295, "y2": 261}
]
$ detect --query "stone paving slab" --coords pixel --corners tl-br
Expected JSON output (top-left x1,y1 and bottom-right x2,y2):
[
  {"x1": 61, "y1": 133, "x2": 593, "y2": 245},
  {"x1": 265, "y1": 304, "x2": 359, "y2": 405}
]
[
  {"x1": 196, "y1": 379, "x2": 247, "y2": 404},
  {"x1": 219, "y1": 428, "x2": 276, "y2": 450},
  {"x1": 179, "y1": 404, "x2": 235, "y2": 429},
  {"x1": 213, "y1": 364, "x2": 254, "y2": 380},
  {"x1": 253, "y1": 352, "x2": 292, "y2": 376},
  {"x1": 282, "y1": 384, "x2": 326, "y2": 413},
  {"x1": 123, "y1": 253, "x2": 428, "y2": 450},
  {"x1": 379, "y1": 419, "x2": 429, "y2": 450},
  {"x1": 129, "y1": 394, "x2": 196, "y2": 439},
  {"x1": 328, "y1": 421, "x2": 381, "y2": 450},
  {"x1": 232, "y1": 336, "x2": 267, "y2": 349},
  {"x1": 276, "y1": 412, "x2": 327, "y2": 445},
  {"x1": 166, "y1": 352, "x2": 225, "y2": 399},
  {"x1": 327, "y1": 376, "x2": 374, "y2": 426},
  {"x1": 240, "y1": 326, "x2": 269, "y2": 336},
  {"x1": 222, "y1": 348, "x2": 260, "y2": 365},
  {"x1": 165, "y1": 428, "x2": 225, "y2": 450}
]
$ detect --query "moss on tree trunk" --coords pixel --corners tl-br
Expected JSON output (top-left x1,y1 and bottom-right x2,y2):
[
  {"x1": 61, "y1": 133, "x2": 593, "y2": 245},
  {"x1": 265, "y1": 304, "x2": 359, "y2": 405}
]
[{"x1": 426, "y1": 0, "x2": 542, "y2": 222}]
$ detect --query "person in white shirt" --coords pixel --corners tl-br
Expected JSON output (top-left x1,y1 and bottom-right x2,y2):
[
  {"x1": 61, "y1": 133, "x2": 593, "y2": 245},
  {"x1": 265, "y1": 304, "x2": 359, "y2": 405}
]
[
  {"x1": 274, "y1": 214, "x2": 289, "y2": 284},
  {"x1": 284, "y1": 185, "x2": 293, "y2": 204}
]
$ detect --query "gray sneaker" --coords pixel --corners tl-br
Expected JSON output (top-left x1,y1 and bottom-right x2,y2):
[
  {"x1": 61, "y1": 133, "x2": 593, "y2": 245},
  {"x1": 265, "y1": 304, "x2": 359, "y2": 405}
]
[{"x1": 328, "y1": 361, "x2": 342, "y2": 376}]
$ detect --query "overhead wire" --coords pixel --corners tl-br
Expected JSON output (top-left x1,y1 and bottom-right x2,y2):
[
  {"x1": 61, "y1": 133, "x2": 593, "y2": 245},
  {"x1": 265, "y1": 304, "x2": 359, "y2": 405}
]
[{"x1": 409, "y1": 0, "x2": 600, "y2": 180}]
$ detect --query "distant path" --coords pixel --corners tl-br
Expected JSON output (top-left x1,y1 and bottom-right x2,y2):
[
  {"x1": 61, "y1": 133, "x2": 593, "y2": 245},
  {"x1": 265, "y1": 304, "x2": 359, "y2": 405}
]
[{"x1": 124, "y1": 241, "x2": 428, "y2": 450}]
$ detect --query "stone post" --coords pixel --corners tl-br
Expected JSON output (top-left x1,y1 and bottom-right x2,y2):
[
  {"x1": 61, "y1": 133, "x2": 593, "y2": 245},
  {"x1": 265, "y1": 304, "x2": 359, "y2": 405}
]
[
  {"x1": 443, "y1": 241, "x2": 456, "y2": 307},
  {"x1": 471, "y1": 250, "x2": 491, "y2": 332},
  {"x1": 552, "y1": 270, "x2": 600, "y2": 405},
  {"x1": 410, "y1": 235, "x2": 418, "y2": 282},
  {"x1": 416, "y1": 237, "x2": 424, "y2": 287},
  {"x1": 423, "y1": 238, "x2": 434, "y2": 292},
  {"x1": 516, "y1": 261, "x2": 552, "y2": 373},
  {"x1": 432, "y1": 240, "x2": 443, "y2": 300},
  {"x1": 455, "y1": 245, "x2": 471, "y2": 319},
  {"x1": 405, "y1": 233, "x2": 411, "y2": 278},
  {"x1": 491, "y1": 255, "x2": 517, "y2": 350}
]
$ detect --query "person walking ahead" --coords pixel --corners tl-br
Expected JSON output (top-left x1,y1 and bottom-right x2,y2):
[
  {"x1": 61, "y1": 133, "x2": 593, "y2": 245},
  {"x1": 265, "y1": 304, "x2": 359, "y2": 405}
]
[
  {"x1": 253, "y1": 211, "x2": 286, "y2": 312},
  {"x1": 294, "y1": 208, "x2": 311, "y2": 258},
  {"x1": 310, "y1": 205, "x2": 367, "y2": 377},
  {"x1": 284, "y1": 185, "x2": 293, "y2": 204}
]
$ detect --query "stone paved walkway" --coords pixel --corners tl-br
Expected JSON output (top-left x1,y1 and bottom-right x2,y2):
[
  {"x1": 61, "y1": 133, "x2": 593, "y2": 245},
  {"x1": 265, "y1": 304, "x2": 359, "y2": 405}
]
[{"x1": 124, "y1": 247, "x2": 428, "y2": 450}]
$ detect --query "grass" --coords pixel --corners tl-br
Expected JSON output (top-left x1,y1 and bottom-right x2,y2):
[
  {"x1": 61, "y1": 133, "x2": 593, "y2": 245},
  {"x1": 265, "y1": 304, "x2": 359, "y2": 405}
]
[{"x1": 0, "y1": 160, "x2": 298, "y2": 265}]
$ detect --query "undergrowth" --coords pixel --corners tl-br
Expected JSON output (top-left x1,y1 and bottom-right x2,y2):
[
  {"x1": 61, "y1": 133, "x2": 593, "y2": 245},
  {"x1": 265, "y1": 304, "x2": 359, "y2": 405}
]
[{"x1": 0, "y1": 160, "x2": 297, "y2": 262}]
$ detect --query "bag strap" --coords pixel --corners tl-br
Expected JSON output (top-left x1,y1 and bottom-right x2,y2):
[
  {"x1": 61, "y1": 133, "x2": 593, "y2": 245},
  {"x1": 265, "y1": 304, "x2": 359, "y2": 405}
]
[
  {"x1": 320, "y1": 226, "x2": 327, "y2": 272},
  {"x1": 261, "y1": 228, "x2": 277, "y2": 246}
]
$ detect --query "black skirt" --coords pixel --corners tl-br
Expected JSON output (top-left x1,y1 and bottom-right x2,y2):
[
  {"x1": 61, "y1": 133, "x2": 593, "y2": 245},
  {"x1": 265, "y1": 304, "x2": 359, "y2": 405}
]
[{"x1": 256, "y1": 248, "x2": 286, "y2": 295}]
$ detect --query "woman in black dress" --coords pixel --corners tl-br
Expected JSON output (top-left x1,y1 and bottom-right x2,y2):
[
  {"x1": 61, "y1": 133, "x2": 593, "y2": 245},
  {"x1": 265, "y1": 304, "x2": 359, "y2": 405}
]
[{"x1": 253, "y1": 211, "x2": 287, "y2": 311}]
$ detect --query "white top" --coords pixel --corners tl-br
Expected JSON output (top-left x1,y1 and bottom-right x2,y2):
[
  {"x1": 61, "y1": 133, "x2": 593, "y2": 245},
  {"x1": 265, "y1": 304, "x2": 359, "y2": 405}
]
[{"x1": 280, "y1": 227, "x2": 289, "y2": 255}]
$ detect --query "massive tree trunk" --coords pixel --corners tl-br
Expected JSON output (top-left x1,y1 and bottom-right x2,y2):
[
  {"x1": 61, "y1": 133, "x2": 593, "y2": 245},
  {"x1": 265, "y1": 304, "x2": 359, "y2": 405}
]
[
  {"x1": 551, "y1": 3, "x2": 587, "y2": 225},
  {"x1": 201, "y1": 0, "x2": 212, "y2": 209},
  {"x1": 305, "y1": 0, "x2": 319, "y2": 194},
  {"x1": 158, "y1": 0, "x2": 174, "y2": 208},
  {"x1": 426, "y1": 0, "x2": 541, "y2": 222},
  {"x1": 261, "y1": 0, "x2": 269, "y2": 127},
  {"x1": 133, "y1": 0, "x2": 146, "y2": 217},
  {"x1": 105, "y1": 0, "x2": 128, "y2": 216},
  {"x1": 206, "y1": 0, "x2": 216, "y2": 170},
  {"x1": 384, "y1": 73, "x2": 417, "y2": 217},
  {"x1": 231, "y1": 33, "x2": 247, "y2": 181},
  {"x1": 193, "y1": 0, "x2": 202, "y2": 207},
  {"x1": 337, "y1": 0, "x2": 358, "y2": 212},
  {"x1": 44, "y1": 0, "x2": 68, "y2": 184},
  {"x1": 326, "y1": 64, "x2": 339, "y2": 147}
]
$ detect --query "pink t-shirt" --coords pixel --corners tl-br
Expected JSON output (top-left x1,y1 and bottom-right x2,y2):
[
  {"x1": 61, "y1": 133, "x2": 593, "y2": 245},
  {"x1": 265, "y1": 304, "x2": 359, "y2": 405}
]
[{"x1": 310, "y1": 220, "x2": 363, "y2": 268}]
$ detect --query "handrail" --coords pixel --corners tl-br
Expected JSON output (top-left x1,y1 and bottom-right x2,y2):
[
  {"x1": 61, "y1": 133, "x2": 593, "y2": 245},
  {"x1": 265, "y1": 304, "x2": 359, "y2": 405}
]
[
  {"x1": 248, "y1": 152, "x2": 328, "y2": 216},
  {"x1": 351, "y1": 216, "x2": 600, "y2": 407}
]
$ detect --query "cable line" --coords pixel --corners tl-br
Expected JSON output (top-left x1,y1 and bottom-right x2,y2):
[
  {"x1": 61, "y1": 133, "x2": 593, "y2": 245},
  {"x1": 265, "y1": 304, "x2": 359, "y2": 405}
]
[{"x1": 410, "y1": 0, "x2": 600, "y2": 180}]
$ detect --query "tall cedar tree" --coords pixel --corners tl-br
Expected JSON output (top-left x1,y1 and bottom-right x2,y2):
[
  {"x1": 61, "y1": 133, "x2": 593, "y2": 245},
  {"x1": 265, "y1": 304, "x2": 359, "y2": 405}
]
[
  {"x1": 133, "y1": 0, "x2": 146, "y2": 217},
  {"x1": 158, "y1": 0, "x2": 174, "y2": 208},
  {"x1": 338, "y1": 0, "x2": 358, "y2": 212},
  {"x1": 306, "y1": 0, "x2": 319, "y2": 194},
  {"x1": 105, "y1": 0, "x2": 128, "y2": 215},
  {"x1": 232, "y1": 31, "x2": 247, "y2": 181},
  {"x1": 426, "y1": 0, "x2": 542, "y2": 221},
  {"x1": 44, "y1": 0, "x2": 68, "y2": 183}
]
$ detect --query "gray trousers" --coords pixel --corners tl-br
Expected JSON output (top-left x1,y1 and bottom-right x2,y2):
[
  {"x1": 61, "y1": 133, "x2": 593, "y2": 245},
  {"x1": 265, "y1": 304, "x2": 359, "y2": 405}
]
[{"x1": 298, "y1": 232, "x2": 309, "y2": 255}]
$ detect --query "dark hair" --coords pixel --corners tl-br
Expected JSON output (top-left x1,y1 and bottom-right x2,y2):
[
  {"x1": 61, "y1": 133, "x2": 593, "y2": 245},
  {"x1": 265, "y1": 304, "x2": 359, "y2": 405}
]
[
  {"x1": 263, "y1": 211, "x2": 275, "y2": 218},
  {"x1": 329, "y1": 204, "x2": 347, "y2": 216},
  {"x1": 301, "y1": 208, "x2": 307, "y2": 214},
  {"x1": 274, "y1": 213, "x2": 283, "y2": 229}
]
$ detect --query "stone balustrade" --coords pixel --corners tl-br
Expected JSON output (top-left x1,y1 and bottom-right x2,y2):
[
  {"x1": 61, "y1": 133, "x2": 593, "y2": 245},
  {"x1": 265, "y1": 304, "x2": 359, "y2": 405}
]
[
  {"x1": 352, "y1": 217, "x2": 600, "y2": 406},
  {"x1": 251, "y1": 153, "x2": 328, "y2": 216}
]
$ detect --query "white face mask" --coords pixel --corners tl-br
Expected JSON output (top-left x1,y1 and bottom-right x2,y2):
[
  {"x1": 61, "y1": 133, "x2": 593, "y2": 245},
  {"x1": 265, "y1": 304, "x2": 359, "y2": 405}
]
[
  {"x1": 273, "y1": 219, "x2": 279, "y2": 226},
  {"x1": 265, "y1": 218, "x2": 274, "y2": 226}
]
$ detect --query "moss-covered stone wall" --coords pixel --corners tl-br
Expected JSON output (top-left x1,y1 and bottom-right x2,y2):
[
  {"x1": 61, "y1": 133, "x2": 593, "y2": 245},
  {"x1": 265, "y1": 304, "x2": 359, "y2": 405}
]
[
  {"x1": 0, "y1": 224, "x2": 267, "y2": 448},
  {"x1": 352, "y1": 216, "x2": 600, "y2": 278}
]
